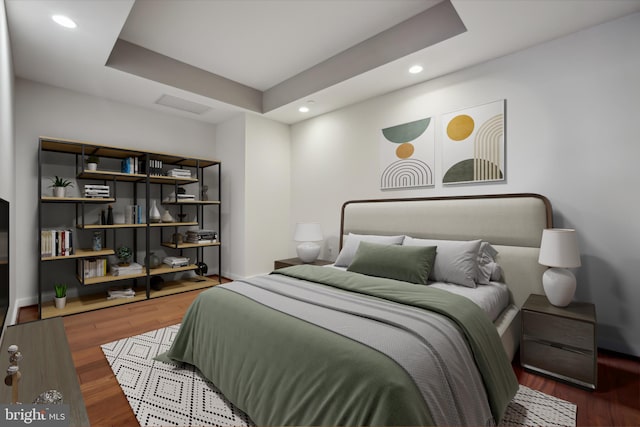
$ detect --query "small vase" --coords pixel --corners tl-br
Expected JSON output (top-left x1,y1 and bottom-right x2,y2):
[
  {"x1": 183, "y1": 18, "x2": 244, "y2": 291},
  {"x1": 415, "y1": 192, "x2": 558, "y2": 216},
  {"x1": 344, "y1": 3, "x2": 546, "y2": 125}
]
[
  {"x1": 149, "y1": 200, "x2": 161, "y2": 223},
  {"x1": 87, "y1": 163, "x2": 98, "y2": 171},
  {"x1": 145, "y1": 252, "x2": 161, "y2": 269},
  {"x1": 54, "y1": 296, "x2": 66, "y2": 309},
  {"x1": 161, "y1": 209, "x2": 174, "y2": 223},
  {"x1": 53, "y1": 187, "x2": 65, "y2": 198}
]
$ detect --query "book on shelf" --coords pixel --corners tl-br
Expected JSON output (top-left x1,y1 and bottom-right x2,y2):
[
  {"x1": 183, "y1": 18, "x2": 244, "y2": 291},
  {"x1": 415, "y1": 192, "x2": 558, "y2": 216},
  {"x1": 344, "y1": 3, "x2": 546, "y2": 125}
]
[
  {"x1": 107, "y1": 286, "x2": 135, "y2": 300},
  {"x1": 125, "y1": 205, "x2": 143, "y2": 224},
  {"x1": 166, "y1": 168, "x2": 192, "y2": 178},
  {"x1": 141, "y1": 159, "x2": 164, "y2": 176},
  {"x1": 77, "y1": 257, "x2": 108, "y2": 280},
  {"x1": 162, "y1": 256, "x2": 190, "y2": 268},
  {"x1": 185, "y1": 229, "x2": 217, "y2": 243},
  {"x1": 110, "y1": 262, "x2": 144, "y2": 276},
  {"x1": 41, "y1": 228, "x2": 74, "y2": 257}
]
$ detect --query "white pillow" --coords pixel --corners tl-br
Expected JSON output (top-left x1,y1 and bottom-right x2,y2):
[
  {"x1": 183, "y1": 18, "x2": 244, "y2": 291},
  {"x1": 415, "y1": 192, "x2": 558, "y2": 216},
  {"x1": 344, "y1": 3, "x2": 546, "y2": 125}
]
[
  {"x1": 403, "y1": 236, "x2": 481, "y2": 288},
  {"x1": 477, "y1": 241, "x2": 500, "y2": 285},
  {"x1": 334, "y1": 233, "x2": 405, "y2": 267}
]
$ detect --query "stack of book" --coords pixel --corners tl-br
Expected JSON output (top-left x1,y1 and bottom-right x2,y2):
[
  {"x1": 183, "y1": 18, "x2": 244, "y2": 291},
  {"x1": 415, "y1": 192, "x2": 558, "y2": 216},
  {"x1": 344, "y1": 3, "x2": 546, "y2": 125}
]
[
  {"x1": 83, "y1": 184, "x2": 110, "y2": 198},
  {"x1": 110, "y1": 262, "x2": 144, "y2": 276},
  {"x1": 142, "y1": 159, "x2": 164, "y2": 176},
  {"x1": 41, "y1": 229, "x2": 74, "y2": 257},
  {"x1": 163, "y1": 256, "x2": 190, "y2": 268},
  {"x1": 120, "y1": 157, "x2": 140, "y2": 174},
  {"x1": 177, "y1": 194, "x2": 196, "y2": 201},
  {"x1": 166, "y1": 168, "x2": 192, "y2": 178},
  {"x1": 107, "y1": 287, "x2": 135, "y2": 300},
  {"x1": 78, "y1": 257, "x2": 108, "y2": 280},
  {"x1": 186, "y1": 230, "x2": 217, "y2": 244}
]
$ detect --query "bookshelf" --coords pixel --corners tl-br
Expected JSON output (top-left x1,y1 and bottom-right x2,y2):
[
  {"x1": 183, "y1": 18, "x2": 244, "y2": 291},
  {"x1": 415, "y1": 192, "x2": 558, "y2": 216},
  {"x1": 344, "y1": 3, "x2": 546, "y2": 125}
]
[{"x1": 37, "y1": 136, "x2": 222, "y2": 319}]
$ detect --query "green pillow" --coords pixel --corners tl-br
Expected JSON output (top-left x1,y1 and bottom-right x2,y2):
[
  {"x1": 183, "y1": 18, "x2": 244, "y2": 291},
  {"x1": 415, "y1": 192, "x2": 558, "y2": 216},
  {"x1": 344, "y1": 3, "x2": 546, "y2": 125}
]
[{"x1": 347, "y1": 241, "x2": 436, "y2": 285}]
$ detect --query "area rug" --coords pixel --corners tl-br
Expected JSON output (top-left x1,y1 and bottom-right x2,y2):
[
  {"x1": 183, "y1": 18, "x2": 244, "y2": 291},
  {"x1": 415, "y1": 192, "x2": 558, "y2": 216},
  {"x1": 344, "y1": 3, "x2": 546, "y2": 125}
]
[{"x1": 101, "y1": 325, "x2": 577, "y2": 427}]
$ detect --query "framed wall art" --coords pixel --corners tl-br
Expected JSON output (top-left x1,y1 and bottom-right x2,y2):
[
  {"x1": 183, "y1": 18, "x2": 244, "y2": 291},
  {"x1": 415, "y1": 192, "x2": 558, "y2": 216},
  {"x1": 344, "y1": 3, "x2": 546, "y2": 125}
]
[
  {"x1": 379, "y1": 117, "x2": 435, "y2": 190},
  {"x1": 441, "y1": 100, "x2": 505, "y2": 185}
]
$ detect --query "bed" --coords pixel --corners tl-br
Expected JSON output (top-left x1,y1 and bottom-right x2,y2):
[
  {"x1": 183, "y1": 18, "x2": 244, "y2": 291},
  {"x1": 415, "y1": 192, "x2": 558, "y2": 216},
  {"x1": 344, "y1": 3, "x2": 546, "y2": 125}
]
[{"x1": 164, "y1": 193, "x2": 552, "y2": 426}]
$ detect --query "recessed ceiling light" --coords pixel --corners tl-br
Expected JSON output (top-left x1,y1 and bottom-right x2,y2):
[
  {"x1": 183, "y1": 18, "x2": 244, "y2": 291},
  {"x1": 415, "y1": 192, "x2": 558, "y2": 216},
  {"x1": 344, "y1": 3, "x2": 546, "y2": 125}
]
[
  {"x1": 298, "y1": 106, "x2": 310, "y2": 113},
  {"x1": 52, "y1": 15, "x2": 77, "y2": 29},
  {"x1": 409, "y1": 65, "x2": 423, "y2": 74}
]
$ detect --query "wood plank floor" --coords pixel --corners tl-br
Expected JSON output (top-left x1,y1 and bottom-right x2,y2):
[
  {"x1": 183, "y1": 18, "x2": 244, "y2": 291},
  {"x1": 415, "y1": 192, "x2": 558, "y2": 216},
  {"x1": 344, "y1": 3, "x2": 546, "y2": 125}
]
[{"x1": 19, "y1": 291, "x2": 640, "y2": 427}]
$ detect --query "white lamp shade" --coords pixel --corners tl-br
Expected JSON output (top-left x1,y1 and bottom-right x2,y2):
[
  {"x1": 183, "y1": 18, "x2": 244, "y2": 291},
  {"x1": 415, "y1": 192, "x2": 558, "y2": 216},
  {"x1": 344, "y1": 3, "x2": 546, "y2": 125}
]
[
  {"x1": 538, "y1": 229, "x2": 581, "y2": 268},
  {"x1": 293, "y1": 223, "x2": 323, "y2": 242}
]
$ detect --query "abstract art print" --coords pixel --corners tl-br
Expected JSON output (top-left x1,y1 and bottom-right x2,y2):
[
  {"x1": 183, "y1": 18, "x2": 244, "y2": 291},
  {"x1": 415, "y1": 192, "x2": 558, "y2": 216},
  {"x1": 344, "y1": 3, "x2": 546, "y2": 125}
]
[
  {"x1": 442, "y1": 100, "x2": 505, "y2": 185},
  {"x1": 380, "y1": 117, "x2": 434, "y2": 190}
]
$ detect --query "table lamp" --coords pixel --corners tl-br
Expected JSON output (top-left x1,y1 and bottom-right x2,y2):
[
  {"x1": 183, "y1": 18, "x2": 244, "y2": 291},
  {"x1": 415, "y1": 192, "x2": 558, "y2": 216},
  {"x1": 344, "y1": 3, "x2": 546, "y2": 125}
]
[
  {"x1": 538, "y1": 228, "x2": 581, "y2": 307},
  {"x1": 293, "y1": 223, "x2": 323, "y2": 263}
]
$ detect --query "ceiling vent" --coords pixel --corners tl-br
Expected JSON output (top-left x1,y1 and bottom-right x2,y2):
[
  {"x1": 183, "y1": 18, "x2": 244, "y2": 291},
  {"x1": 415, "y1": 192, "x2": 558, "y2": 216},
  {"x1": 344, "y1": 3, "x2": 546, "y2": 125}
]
[{"x1": 155, "y1": 94, "x2": 212, "y2": 115}]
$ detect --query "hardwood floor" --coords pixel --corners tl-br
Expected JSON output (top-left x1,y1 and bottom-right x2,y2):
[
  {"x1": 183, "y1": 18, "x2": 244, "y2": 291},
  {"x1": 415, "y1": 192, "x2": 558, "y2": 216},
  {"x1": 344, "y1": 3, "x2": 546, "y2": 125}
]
[{"x1": 18, "y1": 291, "x2": 640, "y2": 427}]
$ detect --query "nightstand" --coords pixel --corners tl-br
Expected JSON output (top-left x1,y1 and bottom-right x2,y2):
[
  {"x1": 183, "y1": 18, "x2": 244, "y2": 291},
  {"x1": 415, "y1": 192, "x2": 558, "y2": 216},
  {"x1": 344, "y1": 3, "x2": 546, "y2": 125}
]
[
  {"x1": 521, "y1": 294, "x2": 597, "y2": 389},
  {"x1": 274, "y1": 257, "x2": 333, "y2": 270}
]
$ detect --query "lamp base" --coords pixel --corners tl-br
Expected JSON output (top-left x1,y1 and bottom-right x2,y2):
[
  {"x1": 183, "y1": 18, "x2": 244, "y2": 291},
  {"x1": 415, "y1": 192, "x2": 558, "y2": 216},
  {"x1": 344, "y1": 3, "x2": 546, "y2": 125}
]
[
  {"x1": 296, "y1": 242, "x2": 320, "y2": 263},
  {"x1": 542, "y1": 267, "x2": 576, "y2": 307}
]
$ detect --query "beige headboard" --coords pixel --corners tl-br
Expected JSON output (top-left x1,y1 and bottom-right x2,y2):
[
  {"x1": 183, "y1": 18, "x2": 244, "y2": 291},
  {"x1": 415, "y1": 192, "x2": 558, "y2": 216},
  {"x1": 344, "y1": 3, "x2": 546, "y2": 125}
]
[{"x1": 340, "y1": 193, "x2": 552, "y2": 308}]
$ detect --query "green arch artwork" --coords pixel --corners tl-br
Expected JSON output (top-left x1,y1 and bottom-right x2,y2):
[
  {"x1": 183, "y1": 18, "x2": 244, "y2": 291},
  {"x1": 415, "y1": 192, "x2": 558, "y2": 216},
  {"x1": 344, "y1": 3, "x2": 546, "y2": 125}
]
[{"x1": 382, "y1": 118, "x2": 431, "y2": 143}]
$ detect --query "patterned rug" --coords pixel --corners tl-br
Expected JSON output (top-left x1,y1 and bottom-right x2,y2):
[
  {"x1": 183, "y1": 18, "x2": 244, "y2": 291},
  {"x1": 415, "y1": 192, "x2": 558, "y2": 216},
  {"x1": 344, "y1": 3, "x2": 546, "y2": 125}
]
[{"x1": 101, "y1": 325, "x2": 577, "y2": 427}]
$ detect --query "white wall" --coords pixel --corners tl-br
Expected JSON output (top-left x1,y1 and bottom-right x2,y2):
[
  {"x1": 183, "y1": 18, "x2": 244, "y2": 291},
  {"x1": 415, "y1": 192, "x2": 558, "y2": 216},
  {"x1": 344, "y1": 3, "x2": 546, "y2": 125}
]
[
  {"x1": 215, "y1": 113, "x2": 291, "y2": 278},
  {"x1": 15, "y1": 79, "x2": 218, "y2": 305},
  {"x1": 290, "y1": 13, "x2": 640, "y2": 356},
  {"x1": 0, "y1": 0, "x2": 15, "y2": 325}
]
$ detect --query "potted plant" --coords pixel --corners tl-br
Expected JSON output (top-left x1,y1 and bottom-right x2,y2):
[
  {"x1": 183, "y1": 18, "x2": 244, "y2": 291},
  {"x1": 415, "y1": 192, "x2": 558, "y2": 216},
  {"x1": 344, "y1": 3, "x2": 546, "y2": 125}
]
[
  {"x1": 116, "y1": 246, "x2": 132, "y2": 266},
  {"x1": 54, "y1": 283, "x2": 67, "y2": 309},
  {"x1": 49, "y1": 176, "x2": 74, "y2": 198},
  {"x1": 86, "y1": 155, "x2": 100, "y2": 171}
]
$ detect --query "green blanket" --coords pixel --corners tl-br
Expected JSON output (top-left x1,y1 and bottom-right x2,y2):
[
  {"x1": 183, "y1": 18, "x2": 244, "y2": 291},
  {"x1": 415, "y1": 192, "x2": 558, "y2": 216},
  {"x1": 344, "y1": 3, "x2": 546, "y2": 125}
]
[{"x1": 163, "y1": 265, "x2": 518, "y2": 426}]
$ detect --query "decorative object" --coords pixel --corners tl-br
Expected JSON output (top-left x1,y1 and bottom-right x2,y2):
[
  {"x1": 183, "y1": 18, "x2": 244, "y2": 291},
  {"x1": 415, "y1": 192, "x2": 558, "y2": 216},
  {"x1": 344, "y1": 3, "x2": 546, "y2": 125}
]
[
  {"x1": 380, "y1": 117, "x2": 434, "y2": 189},
  {"x1": 102, "y1": 326, "x2": 577, "y2": 427},
  {"x1": 54, "y1": 283, "x2": 67, "y2": 309},
  {"x1": 49, "y1": 176, "x2": 73, "y2": 198},
  {"x1": 101, "y1": 209, "x2": 106, "y2": 225},
  {"x1": 177, "y1": 213, "x2": 187, "y2": 222},
  {"x1": 442, "y1": 100, "x2": 505, "y2": 185},
  {"x1": 92, "y1": 231, "x2": 102, "y2": 251},
  {"x1": 196, "y1": 262, "x2": 208, "y2": 275},
  {"x1": 149, "y1": 200, "x2": 161, "y2": 223},
  {"x1": 5, "y1": 344, "x2": 23, "y2": 404},
  {"x1": 161, "y1": 209, "x2": 175, "y2": 223},
  {"x1": 33, "y1": 389, "x2": 63, "y2": 404},
  {"x1": 107, "y1": 204, "x2": 114, "y2": 225},
  {"x1": 172, "y1": 232, "x2": 184, "y2": 244},
  {"x1": 116, "y1": 246, "x2": 132, "y2": 266},
  {"x1": 86, "y1": 155, "x2": 99, "y2": 171},
  {"x1": 150, "y1": 275, "x2": 164, "y2": 291},
  {"x1": 293, "y1": 223, "x2": 323, "y2": 263},
  {"x1": 538, "y1": 229, "x2": 581, "y2": 307},
  {"x1": 144, "y1": 252, "x2": 161, "y2": 269}
]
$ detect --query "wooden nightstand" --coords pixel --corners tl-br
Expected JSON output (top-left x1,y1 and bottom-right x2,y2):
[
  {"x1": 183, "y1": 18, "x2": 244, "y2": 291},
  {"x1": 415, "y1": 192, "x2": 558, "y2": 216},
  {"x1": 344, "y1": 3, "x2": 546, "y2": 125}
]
[
  {"x1": 274, "y1": 257, "x2": 333, "y2": 270},
  {"x1": 521, "y1": 294, "x2": 597, "y2": 390}
]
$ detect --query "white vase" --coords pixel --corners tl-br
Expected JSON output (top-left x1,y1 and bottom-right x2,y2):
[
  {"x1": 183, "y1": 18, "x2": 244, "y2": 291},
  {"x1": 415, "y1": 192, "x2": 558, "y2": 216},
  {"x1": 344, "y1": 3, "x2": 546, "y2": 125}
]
[
  {"x1": 53, "y1": 187, "x2": 65, "y2": 198},
  {"x1": 87, "y1": 162, "x2": 98, "y2": 171},
  {"x1": 54, "y1": 296, "x2": 66, "y2": 309},
  {"x1": 149, "y1": 200, "x2": 161, "y2": 222}
]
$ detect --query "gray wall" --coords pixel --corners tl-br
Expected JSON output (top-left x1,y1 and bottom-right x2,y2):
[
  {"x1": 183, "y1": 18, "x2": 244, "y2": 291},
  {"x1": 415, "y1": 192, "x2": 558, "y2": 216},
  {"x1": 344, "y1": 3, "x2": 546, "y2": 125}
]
[{"x1": 290, "y1": 13, "x2": 640, "y2": 356}]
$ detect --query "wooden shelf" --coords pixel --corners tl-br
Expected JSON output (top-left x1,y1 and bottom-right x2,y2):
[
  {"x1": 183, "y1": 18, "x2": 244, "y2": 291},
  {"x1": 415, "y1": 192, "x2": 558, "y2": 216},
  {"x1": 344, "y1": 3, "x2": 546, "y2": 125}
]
[
  {"x1": 78, "y1": 169, "x2": 146, "y2": 182},
  {"x1": 41, "y1": 291, "x2": 148, "y2": 319},
  {"x1": 161, "y1": 200, "x2": 221, "y2": 205},
  {"x1": 149, "y1": 221, "x2": 198, "y2": 227},
  {"x1": 41, "y1": 196, "x2": 115, "y2": 203},
  {"x1": 149, "y1": 276, "x2": 220, "y2": 298},
  {"x1": 149, "y1": 175, "x2": 198, "y2": 185},
  {"x1": 77, "y1": 264, "x2": 198, "y2": 286},
  {"x1": 42, "y1": 248, "x2": 115, "y2": 261},
  {"x1": 76, "y1": 223, "x2": 148, "y2": 230},
  {"x1": 161, "y1": 241, "x2": 221, "y2": 249}
]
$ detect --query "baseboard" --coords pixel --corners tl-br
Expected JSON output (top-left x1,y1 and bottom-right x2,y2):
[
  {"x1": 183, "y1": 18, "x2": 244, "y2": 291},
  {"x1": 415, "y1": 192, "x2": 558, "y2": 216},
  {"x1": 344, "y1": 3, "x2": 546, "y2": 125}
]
[{"x1": 9, "y1": 296, "x2": 38, "y2": 325}]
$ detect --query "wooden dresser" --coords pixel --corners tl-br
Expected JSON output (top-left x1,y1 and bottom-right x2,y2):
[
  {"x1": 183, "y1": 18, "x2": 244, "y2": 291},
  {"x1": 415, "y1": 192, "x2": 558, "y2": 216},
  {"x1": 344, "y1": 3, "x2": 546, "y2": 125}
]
[{"x1": 521, "y1": 294, "x2": 597, "y2": 389}]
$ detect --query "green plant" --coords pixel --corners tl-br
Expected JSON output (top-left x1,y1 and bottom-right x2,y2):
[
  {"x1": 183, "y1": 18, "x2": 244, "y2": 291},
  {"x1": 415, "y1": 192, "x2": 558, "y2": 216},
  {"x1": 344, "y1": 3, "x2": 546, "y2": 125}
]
[
  {"x1": 86, "y1": 155, "x2": 100, "y2": 164},
  {"x1": 49, "y1": 176, "x2": 74, "y2": 188},
  {"x1": 116, "y1": 246, "x2": 132, "y2": 264},
  {"x1": 54, "y1": 283, "x2": 67, "y2": 298}
]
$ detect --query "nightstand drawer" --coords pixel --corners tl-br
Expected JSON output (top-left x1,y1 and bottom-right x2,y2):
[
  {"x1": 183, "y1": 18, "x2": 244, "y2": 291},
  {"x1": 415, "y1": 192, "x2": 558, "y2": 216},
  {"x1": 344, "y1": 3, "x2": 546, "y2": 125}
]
[
  {"x1": 523, "y1": 311, "x2": 594, "y2": 351},
  {"x1": 522, "y1": 338, "x2": 596, "y2": 387}
]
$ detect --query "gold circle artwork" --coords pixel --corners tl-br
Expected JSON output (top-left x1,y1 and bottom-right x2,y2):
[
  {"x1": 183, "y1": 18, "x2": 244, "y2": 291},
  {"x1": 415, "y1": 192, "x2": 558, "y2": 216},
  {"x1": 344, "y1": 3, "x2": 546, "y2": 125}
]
[
  {"x1": 447, "y1": 114, "x2": 474, "y2": 141},
  {"x1": 395, "y1": 143, "x2": 415, "y2": 159}
]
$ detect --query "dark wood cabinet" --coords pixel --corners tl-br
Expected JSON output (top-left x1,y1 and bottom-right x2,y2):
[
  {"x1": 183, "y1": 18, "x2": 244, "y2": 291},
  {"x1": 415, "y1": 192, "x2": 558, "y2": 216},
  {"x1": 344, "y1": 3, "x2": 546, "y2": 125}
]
[{"x1": 521, "y1": 294, "x2": 597, "y2": 389}]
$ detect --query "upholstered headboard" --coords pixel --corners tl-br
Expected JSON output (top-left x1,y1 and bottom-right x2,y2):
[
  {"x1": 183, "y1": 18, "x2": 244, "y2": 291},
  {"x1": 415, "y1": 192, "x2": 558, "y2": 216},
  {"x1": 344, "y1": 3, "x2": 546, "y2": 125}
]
[{"x1": 340, "y1": 193, "x2": 552, "y2": 308}]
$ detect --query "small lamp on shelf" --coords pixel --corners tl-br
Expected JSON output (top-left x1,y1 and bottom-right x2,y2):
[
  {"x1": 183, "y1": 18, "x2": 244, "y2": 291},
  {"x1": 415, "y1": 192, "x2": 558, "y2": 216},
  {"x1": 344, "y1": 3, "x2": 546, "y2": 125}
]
[
  {"x1": 293, "y1": 222, "x2": 323, "y2": 263},
  {"x1": 538, "y1": 228, "x2": 581, "y2": 307}
]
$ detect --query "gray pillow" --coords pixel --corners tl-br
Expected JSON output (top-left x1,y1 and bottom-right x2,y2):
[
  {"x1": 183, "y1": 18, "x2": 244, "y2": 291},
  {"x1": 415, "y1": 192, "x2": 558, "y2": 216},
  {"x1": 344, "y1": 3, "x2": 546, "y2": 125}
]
[
  {"x1": 334, "y1": 233, "x2": 405, "y2": 267},
  {"x1": 347, "y1": 241, "x2": 437, "y2": 285},
  {"x1": 403, "y1": 236, "x2": 481, "y2": 288},
  {"x1": 477, "y1": 241, "x2": 501, "y2": 285}
]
